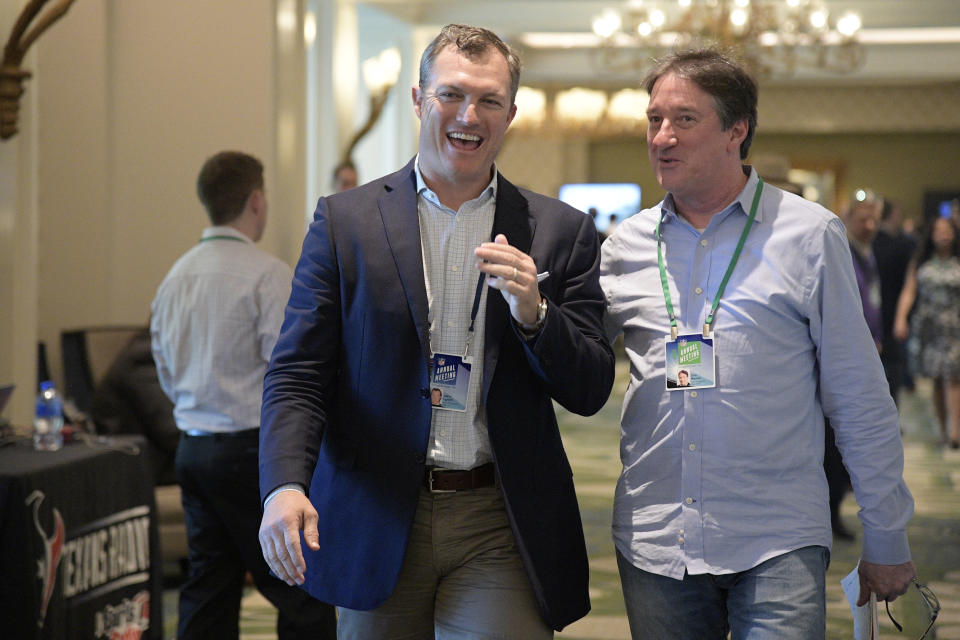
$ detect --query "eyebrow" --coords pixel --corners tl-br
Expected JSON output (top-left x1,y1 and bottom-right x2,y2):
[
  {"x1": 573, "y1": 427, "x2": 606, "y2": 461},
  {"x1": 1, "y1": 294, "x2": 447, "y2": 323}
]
[{"x1": 433, "y1": 83, "x2": 507, "y2": 100}]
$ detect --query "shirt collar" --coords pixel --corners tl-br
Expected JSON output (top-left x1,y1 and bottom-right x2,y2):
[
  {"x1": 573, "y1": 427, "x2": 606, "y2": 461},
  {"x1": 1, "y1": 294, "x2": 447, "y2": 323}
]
[
  {"x1": 413, "y1": 154, "x2": 498, "y2": 209},
  {"x1": 201, "y1": 225, "x2": 254, "y2": 245},
  {"x1": 660, "y1": 165, "x2": 764, "y2": 228}
]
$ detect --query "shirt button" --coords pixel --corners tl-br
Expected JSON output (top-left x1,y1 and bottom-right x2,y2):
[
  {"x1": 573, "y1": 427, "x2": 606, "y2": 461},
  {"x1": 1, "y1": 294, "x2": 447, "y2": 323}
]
[
  {"x1": 700, "y1": 239, "x2": 708, "y2": 247},
  {"x1": 694, "y1": 287, "x2": 703, "y2": 295},
  {"x1": 685, "y1": 497, "x2": 694, "y2": 505},
  {"x1": 452, "y1": 265, "x2": 459, "y2": 272},
  {"x1": 678, "y1": 537, "x2": 685, "y2": 544},
  {"x1": 688, "y1": 443, "x2": 696, "y2": 451},
  {"x1": 690, "y1": 391, "x2": 698, "y2": 398}
]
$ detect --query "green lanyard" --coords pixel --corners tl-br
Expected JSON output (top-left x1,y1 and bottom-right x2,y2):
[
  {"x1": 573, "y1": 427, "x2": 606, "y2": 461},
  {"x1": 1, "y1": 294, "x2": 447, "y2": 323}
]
[
  {"x1": 200, "y1": 235, "x2": 246, "y2": 244},
  {"x1": 656, "y1": 178, "x2": 764, "y2": 340}
]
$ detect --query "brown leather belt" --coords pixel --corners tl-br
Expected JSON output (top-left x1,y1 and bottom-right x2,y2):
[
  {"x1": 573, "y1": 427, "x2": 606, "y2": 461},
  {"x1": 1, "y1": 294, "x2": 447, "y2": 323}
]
[{"x1": 423, "y1": 462, "x2": 495, "y2": 493}]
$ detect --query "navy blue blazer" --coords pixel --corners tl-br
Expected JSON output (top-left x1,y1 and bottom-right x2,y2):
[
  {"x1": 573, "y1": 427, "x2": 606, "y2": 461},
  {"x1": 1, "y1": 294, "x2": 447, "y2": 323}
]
[{"x1": 259, "y1": 159, "x2": 615, "y2": 631}]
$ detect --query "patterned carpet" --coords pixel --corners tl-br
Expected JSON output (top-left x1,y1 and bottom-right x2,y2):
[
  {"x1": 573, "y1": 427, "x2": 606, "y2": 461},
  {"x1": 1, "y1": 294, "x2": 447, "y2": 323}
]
[{"x1": 162, "y1": 361, "x2": 960, "y2": 639}]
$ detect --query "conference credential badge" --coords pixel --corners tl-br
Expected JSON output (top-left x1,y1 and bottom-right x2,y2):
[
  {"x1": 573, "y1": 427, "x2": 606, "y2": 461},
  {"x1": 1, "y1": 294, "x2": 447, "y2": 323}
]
[
  {"x1": 664, "y1": 333, "x2": 716, "y2": 391},
  {"x1": 428, "y1": 353, "x2": 471, "y2": 412}
]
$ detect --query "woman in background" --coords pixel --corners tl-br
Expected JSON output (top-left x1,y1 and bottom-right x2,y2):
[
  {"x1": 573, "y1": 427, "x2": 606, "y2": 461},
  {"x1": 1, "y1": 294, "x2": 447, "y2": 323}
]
[{"x1": 894, "y1": 216, "x2": 960, "y2": 448}]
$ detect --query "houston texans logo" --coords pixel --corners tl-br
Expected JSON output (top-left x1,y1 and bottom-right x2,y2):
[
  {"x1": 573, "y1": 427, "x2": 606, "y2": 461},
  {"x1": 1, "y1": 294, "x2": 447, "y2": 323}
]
[{"x1": 26, "y1": 490, "x2": 65, "y2": 629}]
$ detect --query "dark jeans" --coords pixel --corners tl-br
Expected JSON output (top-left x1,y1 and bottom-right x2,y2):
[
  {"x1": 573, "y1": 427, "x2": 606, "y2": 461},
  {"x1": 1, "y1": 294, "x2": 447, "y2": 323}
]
[{"x1": 175, "y1": 431, "x2": 336, "y2": 640}]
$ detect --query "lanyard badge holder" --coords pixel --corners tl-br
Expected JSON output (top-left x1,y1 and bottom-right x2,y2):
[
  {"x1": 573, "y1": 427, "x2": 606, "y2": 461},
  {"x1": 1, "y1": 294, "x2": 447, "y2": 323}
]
[
  {"x1": 658, "y1": 179, "x2": 764, "y2": 391},
  {"x1": 429, "y1": 274, "x2": 485, "y2": 412}
]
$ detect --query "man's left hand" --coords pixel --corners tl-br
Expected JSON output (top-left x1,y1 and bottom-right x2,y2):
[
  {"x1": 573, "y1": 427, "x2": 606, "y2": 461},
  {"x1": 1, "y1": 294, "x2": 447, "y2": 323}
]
[
  {"x1": 857, "y1": 559, "x2": 916, "y2": 606},
  {"x1": 475, "y1": 234, "x2": 541, "y2": 326}
]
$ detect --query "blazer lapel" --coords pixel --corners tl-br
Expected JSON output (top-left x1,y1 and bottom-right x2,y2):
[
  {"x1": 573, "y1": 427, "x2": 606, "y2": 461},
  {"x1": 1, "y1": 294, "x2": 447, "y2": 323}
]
[
  {"x1": 483, "y1": 174, "x2": 534, "y2": 394},
  {"x1": 378, "y1": 160, "x2": 431, "y2": 363}
]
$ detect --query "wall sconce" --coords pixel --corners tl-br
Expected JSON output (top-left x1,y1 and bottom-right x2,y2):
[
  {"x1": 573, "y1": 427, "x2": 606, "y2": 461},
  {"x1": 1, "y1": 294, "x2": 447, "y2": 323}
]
[
  {"x1": 341, "y1": 47, "x2": 401, "y2": 163},
  {"x1": 511, "y1": 86, "x2": 547, "y2": 131},
  {"x1": 606, "y1": 89, "x2": 649, "y2": 132},
  {"x1": 1, "y1": 0, "x2": 77, "y2": 141},
  {"x1": 554, "y1": 88, "x2": 608, "y2": 133},
  {"x1": 508, "y1": 85, "x2": 651, "y2": 137}
]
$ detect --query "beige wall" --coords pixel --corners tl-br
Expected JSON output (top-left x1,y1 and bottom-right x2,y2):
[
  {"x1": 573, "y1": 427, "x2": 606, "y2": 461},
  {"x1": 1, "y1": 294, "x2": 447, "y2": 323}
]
[
  {"x1": 31, "y1": 0, "x2": 297, "y2": 394},
  {"x1": 0, "y1": 2, "x2": 40, "y2": 427}
]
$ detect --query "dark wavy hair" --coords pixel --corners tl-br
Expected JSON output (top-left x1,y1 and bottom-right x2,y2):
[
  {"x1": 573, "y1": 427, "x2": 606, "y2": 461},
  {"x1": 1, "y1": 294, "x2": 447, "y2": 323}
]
[
  {"x1": 915, "y1": 216, "x2": 960, "y2": 266},
  {"x1": 642, "y1": 47, "x2": 758, "y2": 160}
]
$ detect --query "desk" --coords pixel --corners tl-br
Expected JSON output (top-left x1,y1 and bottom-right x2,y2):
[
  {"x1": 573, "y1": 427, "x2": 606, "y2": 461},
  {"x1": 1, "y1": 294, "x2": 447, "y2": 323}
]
[{"x1": 0, "y1": 435, "x2": 162, "y2": 639}]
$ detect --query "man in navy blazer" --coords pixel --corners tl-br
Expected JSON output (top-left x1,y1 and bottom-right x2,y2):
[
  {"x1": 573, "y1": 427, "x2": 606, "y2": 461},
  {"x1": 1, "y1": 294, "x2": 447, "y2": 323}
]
[{"x1": 258, "y1": 24, "x2": 614, "y2": 637}]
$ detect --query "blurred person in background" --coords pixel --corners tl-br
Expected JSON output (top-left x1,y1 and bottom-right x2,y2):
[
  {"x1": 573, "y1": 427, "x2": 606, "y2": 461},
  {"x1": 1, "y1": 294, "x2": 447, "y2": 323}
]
[
  {"x1": 894, "y1": 215, "x2": 960, "y2": 449},
  {"x1": 332, "y1": 160, "x2": 359, "y2": 192},
  {"x1": 873, "y1": 198, "x2": 917, "y2": 405}
]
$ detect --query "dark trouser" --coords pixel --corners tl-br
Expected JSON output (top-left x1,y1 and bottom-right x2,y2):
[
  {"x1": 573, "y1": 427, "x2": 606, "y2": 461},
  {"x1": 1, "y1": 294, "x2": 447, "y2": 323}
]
[
  {"x1": 881, "y1": 347, "x2": 904, "y2": 407},
  {"x1": 175, "y1": 430, "x2": 336, "y2": 640},
  {"x1": 823, "y1": 419, "x2": 851, "y2": 537}
]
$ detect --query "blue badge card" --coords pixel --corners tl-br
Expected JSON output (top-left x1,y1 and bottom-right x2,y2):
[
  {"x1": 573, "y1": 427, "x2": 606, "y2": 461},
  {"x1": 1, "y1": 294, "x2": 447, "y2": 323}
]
[
  {"x1": 665, "y1": 333, "x2": 716, "y2": 391},
  {"x1": 429, "y1": 353, "x2": 471, "y2": 412}
]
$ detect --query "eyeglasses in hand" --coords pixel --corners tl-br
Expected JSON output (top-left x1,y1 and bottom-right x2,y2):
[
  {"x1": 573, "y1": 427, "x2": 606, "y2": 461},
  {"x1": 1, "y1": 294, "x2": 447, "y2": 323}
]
[{"x1": 885, "y1": 577, "x2": 939, "y2": 640}]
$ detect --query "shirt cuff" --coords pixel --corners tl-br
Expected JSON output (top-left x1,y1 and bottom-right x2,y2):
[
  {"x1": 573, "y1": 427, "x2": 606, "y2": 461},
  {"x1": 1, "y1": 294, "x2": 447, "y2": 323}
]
[
  {"x1": 263, "y1": 483, "x2": 306, "y2": 507},
  {"x1": 860, "y1": 527, "x2": 911, "y2": 565}
]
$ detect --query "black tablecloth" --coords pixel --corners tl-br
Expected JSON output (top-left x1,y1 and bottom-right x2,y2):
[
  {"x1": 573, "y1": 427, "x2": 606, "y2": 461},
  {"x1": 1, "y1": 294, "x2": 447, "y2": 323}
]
[{"x1": 0, "y1": 435, "x2": 162, "y2": 639}]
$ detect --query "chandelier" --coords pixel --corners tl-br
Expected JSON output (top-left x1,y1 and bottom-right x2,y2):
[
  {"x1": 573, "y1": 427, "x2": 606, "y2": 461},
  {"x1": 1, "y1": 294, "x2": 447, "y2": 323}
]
[{"x1": 590, "y1": 0, "x2": 865, "y2": 77}]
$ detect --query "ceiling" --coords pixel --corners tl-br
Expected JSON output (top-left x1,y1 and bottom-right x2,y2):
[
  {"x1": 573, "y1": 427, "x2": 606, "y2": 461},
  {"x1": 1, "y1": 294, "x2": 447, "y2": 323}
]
[{"x1": 361, "y1": 0, "x2": 960, "y2": 87}]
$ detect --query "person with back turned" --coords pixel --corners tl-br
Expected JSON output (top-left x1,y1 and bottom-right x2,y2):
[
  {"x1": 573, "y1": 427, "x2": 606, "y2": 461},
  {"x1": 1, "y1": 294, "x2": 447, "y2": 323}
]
[
  {"x1": 257, "y1": 24, "x2": 614, "y2": 638},
  {"x1": 151, "y1": 150, "x2": 336, "y2": 639},
  {"x1": 600, "y1": 48, "x2": 915, "y2": 639}
]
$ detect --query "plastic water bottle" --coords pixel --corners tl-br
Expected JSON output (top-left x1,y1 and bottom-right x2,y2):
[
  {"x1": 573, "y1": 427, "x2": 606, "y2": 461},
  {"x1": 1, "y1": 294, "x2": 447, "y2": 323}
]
[{"x1": 34, "y1": 381, "x2": 64, "y2": 451}]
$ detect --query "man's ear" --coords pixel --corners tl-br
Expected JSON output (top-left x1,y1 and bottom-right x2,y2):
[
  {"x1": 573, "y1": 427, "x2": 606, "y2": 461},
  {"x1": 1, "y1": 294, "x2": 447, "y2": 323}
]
[
  {"x1": 727, "y1": 118, "x2": 748, "y2": 153},
  {"x1": 250, "y1": 188, "x2": 263, "y2": 212},
  {"x1": 506, "y1": 102, "x2": 517, "y2": 127},
  {"x1": 412, "y1": 85, "x2": 422, "y2": 119}
]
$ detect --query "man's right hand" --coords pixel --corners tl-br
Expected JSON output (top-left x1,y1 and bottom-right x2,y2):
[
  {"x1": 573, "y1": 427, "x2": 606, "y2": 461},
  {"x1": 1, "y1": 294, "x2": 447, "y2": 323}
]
[{"x1": 258, "y1": 490, "x2": 318, "y2": 586}]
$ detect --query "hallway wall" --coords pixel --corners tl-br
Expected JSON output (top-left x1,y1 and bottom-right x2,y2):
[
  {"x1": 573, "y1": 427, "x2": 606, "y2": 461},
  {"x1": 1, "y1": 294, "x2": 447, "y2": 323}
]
[{"x1": 29, "y1": 0, "x2": 283, "y2": 399}]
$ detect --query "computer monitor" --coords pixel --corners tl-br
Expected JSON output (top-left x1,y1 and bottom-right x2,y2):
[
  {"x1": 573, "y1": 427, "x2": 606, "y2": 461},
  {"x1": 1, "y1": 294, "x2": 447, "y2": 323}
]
[{"x1": 558, "y1": 183, "x2": 642, "y2": 232}]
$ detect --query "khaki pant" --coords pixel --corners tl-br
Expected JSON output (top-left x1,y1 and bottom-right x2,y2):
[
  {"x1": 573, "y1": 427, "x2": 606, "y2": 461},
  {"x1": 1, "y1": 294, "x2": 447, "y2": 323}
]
[{"x1": 337, "y1": 485, "x2": 553, "y2": 639}]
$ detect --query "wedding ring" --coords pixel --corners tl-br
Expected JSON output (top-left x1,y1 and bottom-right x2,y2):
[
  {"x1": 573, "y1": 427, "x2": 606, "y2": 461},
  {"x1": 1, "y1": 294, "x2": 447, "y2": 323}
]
[{"x1": 512, "y1": 266, "x2": 518, "y2": 281}]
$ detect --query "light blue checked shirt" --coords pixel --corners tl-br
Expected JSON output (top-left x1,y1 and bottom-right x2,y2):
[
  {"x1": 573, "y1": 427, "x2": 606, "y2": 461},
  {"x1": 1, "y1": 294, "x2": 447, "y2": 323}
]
[
  {"x1": 600, "y1": 167, "x2": 913, "y2": 579},
  {"x1": 415, "y1": 156, "x2": 496, "y2": 470}
]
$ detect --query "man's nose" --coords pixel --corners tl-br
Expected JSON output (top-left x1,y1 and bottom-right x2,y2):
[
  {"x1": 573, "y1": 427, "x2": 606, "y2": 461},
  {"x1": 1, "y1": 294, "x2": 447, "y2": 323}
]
[
  {"x1": 651, "y1": 121, "x2": 676, "y2": 146},
  {"x1": 458, "y1": 101, "x2": 479, "y2": 125}
]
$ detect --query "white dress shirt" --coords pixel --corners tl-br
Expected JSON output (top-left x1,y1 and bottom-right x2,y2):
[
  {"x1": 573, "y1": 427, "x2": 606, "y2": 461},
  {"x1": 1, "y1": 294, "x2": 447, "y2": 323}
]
[{"x1": 151, "y1": 225, "x2": 292, "y2": 433}]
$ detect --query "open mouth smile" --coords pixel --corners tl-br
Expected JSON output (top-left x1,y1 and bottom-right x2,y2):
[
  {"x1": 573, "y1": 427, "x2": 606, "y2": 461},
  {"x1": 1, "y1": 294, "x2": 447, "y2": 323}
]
[{"x1": 448, "y1": 131, "x2": 483, "y2": 150}]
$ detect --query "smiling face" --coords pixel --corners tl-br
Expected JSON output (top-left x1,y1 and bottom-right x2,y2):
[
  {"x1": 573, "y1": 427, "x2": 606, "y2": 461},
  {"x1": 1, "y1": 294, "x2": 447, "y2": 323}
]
[
  {"x1": 677, "y1": 370, "x2": 690, "y2": 386},
  {"x1": 413, "y1": 45, "x2": 516, "y2": 205},
  {"x1": 646, "y1": 73, "x2": 747, "y2": 216}
]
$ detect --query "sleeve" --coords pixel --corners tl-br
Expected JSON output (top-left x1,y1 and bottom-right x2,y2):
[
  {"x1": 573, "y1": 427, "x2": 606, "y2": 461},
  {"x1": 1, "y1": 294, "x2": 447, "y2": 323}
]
[
  {"x1": 599, "y1": 227, "x2": 627, "y2": 343},
  {"x1": 258, "y1": 198, "x2": 341, "y2": 500},
  {"x1": 257, "y1": 260, "x2": 294, "y2": 363},
  {"x1": 807, "y1": 216, "x2": 914, "y2": 564},
  {"x1": 149, "y1": 297, "x2": 176, "y2": 405},
  {"x1": 520, "y1": 210, "x2": 615, "y2": 416}
]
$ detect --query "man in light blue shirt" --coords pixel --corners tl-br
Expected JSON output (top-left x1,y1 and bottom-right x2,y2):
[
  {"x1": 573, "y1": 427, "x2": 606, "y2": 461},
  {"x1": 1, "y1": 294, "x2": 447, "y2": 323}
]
[{"x1": 600, "y1": 48, "x2": 915, "y2": 639}]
